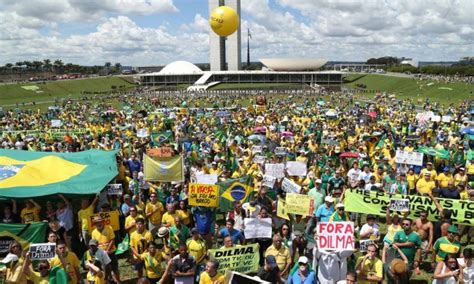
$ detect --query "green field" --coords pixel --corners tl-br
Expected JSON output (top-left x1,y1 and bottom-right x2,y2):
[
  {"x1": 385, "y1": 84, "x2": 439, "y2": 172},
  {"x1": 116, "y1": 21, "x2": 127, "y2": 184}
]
[
  {"x1": 209, "y1": 82, "x2": 302, "y2": 90},
  {"x1": 345, "y1": 74, "x2": 474, "y2": 105},
  {"x1": 0, "y1": 77, "x2": 135, "y2": 106}
]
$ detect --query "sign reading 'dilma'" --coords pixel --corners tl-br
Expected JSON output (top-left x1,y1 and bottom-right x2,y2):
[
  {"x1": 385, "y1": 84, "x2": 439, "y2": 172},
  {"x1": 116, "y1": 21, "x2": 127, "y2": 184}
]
[{"x1": 29, "y1": 243, "x2": 56, "y2": 260}]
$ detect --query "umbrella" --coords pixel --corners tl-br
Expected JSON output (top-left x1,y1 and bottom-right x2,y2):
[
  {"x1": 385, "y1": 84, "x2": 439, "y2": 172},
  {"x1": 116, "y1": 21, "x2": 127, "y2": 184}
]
[
  {"x1": 368, "y1": 112, "x2": 377, "y2": 118},
  {"x1": 282, "y1": 131, "x2": 294, "y2": 137},
  {"x1": 254, "y1": 127, "x2": 266, "y2": 134},
  {"x1": 248, "y1": 134, "x2": 266, "y2": 143},
  {"x1": 340, "y1": 152, "x2": 360, "y2": 158},
  {"x1": 317, "y1": 100, "x2": 326, "y2": 106}
]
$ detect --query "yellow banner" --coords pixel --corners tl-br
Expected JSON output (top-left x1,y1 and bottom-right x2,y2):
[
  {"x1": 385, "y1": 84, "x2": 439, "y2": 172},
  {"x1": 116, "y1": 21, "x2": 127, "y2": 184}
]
[
  {"x1": 143, "y1": 154, "x2": 184, "y2": 182},
  {"x1": 285, "y1": 193, "x2": 314, "y2": 216},
  {"x1": 208, "y1": 243, "x2": 260, "y2": 274},
  {"x1": 277, "y1": 198, "x2": 290, "y2": 220},
  {"x1": 255, "y1": 105, "x2": 266, "y2": 114},
  {"x1": 189, "y1": 183, "x2": 219, "y2": 207},
  {"x1": 89, "y1": 211, "x2": 120, "y2": 231}
]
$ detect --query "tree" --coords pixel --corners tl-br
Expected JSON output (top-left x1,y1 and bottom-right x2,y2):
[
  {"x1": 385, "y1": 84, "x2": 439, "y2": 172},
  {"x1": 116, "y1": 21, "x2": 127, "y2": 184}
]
[
  {"x1": 32, "y1": 60, "x2": 44, "y2": 71},
  {"x1": 43, "y1": 59, "x2": 52, "y2": 72},
  {"x1": 53, "y1": 59, "x2": 64, "y2": 73}
]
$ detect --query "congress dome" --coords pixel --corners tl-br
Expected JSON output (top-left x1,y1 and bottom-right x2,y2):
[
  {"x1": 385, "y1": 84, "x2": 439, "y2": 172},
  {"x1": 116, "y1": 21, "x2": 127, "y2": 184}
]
[{"x1": 158, "y1": 61, "x2": 203, "y2": 75}]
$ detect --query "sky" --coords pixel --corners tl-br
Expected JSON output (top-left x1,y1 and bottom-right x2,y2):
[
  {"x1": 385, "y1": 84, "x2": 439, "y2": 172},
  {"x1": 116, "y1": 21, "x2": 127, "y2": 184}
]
[{"x1": 0, "y1": 0, "x2": 473, "y2": 66}]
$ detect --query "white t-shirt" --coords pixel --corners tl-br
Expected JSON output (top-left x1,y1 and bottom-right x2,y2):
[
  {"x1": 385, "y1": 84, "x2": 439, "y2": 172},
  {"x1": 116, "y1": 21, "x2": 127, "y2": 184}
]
[
  {"x1": 347, "y1": 169, "x2": 361, "y2": 186},
  {"x1": 360, "y1": 223, "x2": 380, "y2": 240}
]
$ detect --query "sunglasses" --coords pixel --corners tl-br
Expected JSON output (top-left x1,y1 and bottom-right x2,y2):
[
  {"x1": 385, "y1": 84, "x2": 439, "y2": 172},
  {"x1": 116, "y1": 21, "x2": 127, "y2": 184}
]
[
  {"x1": 298, "y1": 262, "x2": 307, "y2": 266},
  {"x1": 39, "y1": 266, "x2": 49, "y2": 271},
  {"x1": 402, "y1": 223, "x2": 411, "y2": 226}
]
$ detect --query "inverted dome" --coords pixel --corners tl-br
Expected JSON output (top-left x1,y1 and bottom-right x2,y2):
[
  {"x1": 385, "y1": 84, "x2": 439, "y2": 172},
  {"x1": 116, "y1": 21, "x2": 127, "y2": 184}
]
[
  {"x1": 260, "y1": 58, "x2": 327, "y2": 71},
  {"x1": 159, "y1": 61, "x2": 203, "y2": 75}
]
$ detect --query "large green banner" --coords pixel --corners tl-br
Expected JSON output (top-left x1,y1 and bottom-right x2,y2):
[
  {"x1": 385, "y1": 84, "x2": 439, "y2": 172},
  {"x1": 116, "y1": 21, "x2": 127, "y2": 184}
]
[
  {"x1": 344, "y1": 189, "x2": 474, "y2": 226},
  {"x1": 0, "y1": 222, "x2": 48, "y2": 257},
  {"x1": 208, "y1": 243, "x2": 260, "y2": 274}
]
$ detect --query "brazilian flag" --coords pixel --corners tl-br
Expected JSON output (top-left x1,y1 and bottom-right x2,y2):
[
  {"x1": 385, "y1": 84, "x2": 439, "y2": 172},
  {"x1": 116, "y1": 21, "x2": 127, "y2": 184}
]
[
  {"x1": 0, "y1": 149, "x2": 117, "y2": 198},
  {"x1": 417, "y1": 146, "x2": 450, "y2": 160},
  {"x1": 0, "y1": 222, "x2": 47, "y2": 258},
  {"x1": 217, "y1": 176, "x2": 253, "y2": 212}
]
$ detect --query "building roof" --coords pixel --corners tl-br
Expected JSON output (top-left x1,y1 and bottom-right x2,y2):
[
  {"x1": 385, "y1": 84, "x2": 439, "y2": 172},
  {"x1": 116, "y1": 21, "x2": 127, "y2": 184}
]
[
  {"x1": 260, "y1": 58, "x2": 327, "y2": 71},
  {"x1": 158, "y1": 61, "x2": 203, "y2": 75}
]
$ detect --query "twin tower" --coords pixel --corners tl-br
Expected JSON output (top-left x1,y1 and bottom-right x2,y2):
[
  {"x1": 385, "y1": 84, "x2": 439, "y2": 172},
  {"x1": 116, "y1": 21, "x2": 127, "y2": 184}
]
[{"x1": 208, "y1": 0, "x2": 242, "y2": 71}]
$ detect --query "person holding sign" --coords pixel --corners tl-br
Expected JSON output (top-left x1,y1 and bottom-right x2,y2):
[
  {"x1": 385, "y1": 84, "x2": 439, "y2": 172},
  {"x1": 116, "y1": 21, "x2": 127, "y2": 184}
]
[
  {"x1": 416, "y1": 172, "x2": 436, "y2": 195},
  {"x1": 329, "y1": 203, "x2": 350, "y2": 222},
  {"x1": 85, "y1": 259, "x2": 106, "y2": 284},
  {"x1": 91, "y1": 217, "x2": 120, "y2": 284},
  {"x1": 49, "y1": 241, "x2": 80, "y2": 284},
  {"x1": 22, "y1": 251, "x2": 60, "y2": 284},
  {"x1": 359, "y1": 215, "x2": 380, "y2": 242},
  {"x1": 355, "y1": 244, "x2": 383, "y2": 284}
]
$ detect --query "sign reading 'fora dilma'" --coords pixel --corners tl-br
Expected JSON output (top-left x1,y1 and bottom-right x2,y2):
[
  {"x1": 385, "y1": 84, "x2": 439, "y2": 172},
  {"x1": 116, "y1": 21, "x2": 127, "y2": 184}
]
[{"x1": 29, "y1": 243, "x2": 56, "y2": 260}]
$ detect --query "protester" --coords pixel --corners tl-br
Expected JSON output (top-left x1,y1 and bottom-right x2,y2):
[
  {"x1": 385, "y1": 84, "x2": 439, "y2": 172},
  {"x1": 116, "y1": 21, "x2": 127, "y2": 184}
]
[
  {"x1": 355, "y1": 243, "x2": 383, "y2": 284},
  {"x1": 432, "y1": 254, "x2": 464, "y2": 283},
  {"x1": 198, "y1": 259, "x2": 224, "y2": 284},
  {"x1": 288, "y1": 256, "x2": 316, "y2": 284}
]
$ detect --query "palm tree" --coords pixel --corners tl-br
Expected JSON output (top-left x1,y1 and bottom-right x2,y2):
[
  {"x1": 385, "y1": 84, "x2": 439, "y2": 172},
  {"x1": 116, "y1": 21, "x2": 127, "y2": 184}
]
[
  {"x1": 53, "y1": 59, "x2": 64, "y2": 73},
  {"x1": 15, "y1": 61, "x2": 24, "y2": 72},
  {"x1": 43, "y1": 59, "x2": 52, "y2": 72},
  {"x1": 32, "y1": 61, "x2": 44, "y2": 71},
  {"x1": 5, "y1": 63, "x2": 13, "y2": 74}
]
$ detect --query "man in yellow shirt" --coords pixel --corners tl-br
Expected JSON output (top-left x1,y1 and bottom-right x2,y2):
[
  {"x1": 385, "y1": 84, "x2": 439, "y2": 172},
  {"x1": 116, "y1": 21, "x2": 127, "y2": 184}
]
[
  {"x1": 49, "y1": 241, "x2": 80, "y2": 284},
  {"x1": 416, "y1": 172, "x2": 436, "y2": 195},
  {"x1": 146, "y1": 193, "x2": 165, "y2": 233},
  {"x1": 162, "y1": 203, "x2": 184, "y2": 227},
  {"x1": 436, "y1": 167, "x2": 454, "y2": 188},
  {"x1": 186, "y1": 228, "x2": 207, "y2": 266},
  {"x1": 77, "y1": 194, "x2": 99, "y2": 246},
  {"x1": 199, "y1": 259, "x2": 224, "y2": 284},
  {"x1": 356, "y1": 244, "x2": 383, "y2": 284},
  {"x1": 91, "y1": 217, "x2": 120, "y2": 283},
  {"x1": 264, "y1": 234, "x2": 291, "y2": 278},
  {"x1": 134, "y1": 242, "x2": 164, "y2": 282},
  {"x1": 20, "y1": 199, "x2": 41, "y2": 223},
  {"x1": 130, "y1": 218, "x2": 153, "y2": 278},
  {"x1": 420, "y1": 162, "x2": 437, "y2": 182},
  {"x1": 125, "y1": 206, "x2": 143, "y2": 234}
]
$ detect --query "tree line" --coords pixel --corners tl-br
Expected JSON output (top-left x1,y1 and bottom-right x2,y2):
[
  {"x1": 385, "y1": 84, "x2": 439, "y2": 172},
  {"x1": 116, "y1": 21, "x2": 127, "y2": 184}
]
[{"x1": 0, "y1": 59, "x2": 123, "y2": 75}]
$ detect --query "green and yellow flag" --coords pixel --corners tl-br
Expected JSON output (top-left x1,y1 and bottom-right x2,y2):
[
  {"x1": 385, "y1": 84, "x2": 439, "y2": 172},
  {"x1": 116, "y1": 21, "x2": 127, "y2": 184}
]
[
  {"x1": 0, "y1": 222, "x2": 48, "y2": 257},
  {"x1": 0, "y1": 149, "x2": 117, "y2": 198},
  {"x1": 417, "y1": 146, "x2": 450, "y2": 160},
  {"x1": 143, "y1": 154, "x2": 184, "y2": 182},
  {"x1": 217, "y1": 176, "x2": 253, "y2": 211}
]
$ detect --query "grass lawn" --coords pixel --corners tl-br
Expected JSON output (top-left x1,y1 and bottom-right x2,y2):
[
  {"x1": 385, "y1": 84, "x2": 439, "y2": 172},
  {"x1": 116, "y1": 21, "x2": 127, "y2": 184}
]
[
  {"x1": 344, "y1": 74, "x2": 474, "y2": 105},
  {"x1": 0, "y1": 77, "x2": 136, "y2": 106}
]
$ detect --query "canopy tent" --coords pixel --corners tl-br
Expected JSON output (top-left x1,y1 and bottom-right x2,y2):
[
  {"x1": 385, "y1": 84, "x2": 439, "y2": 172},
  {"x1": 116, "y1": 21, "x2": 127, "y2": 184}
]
[{"x1": 0, "y1": 149, "x2": 118, "y2": 198}]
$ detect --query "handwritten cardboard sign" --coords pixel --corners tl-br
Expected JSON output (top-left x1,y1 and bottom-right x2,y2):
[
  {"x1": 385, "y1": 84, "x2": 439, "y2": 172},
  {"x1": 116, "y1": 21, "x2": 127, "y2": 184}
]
[
  {"x1": 317, "y1": 222, "x2": 355, "y2": 251},
  {"x1": 188, "y1": 183, "x2": 219, "y2": 207}
]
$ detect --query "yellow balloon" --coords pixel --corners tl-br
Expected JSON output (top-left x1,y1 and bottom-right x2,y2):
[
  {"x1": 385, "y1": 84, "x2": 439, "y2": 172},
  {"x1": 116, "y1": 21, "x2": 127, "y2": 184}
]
[{"x1": 209, "y1": 6, "x2": 239, "y2": 37}]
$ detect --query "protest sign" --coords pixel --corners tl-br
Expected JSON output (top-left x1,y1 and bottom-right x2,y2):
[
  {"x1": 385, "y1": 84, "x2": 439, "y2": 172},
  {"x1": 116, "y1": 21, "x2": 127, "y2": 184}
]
[
  {"x1": 286, "y1": 161, "x2": 307, "y2": 176},
  {"x1": 137, "y1": 128, "x2": 149, "y2": 138},
  {"x1": 359, "y1": 239, "x2": 374, "y2": 252},
  {"x1": 389, "y1": 199, "x2": 410, "y2": 212},
  {"x1": 106, "y1": 184, "x2": 123, "y2": 195},
  {"x1": 282, "y1": 177, "x2": 301, "y2": 193},
  {"x1": 216, "y1": 111, "x2": 231, "y2": 117},
  {"x1": 442, "y1": 115, "x2": 452, "y2": 123},
  {"x1": 277, "y1": 198, "x2": 290, "y2": 220},
  {"x1": 255, "y1": 116, "x2": 265, "y2": 124},
  {"x1": 147, "y1": 147, "x2": 173, "y2": 158},
  {"x1": 321, "y1": 138, "x2": 339, "y2": 145},
  {"x1": 29, "y1": 243, "x2": 56, "y2": 260},
  {"x1": 395, "y1": 150, "x2": 423, "y2": 166},
  {"x1": 262, "y1": 175, "x2": 276, "y2": 188},
  {"x1": 317, "y1": 222, "x2": 355, "y2": 251},
  {"x1": 188, "y1": 183, "x2": 219, "y2": 207},
  {"x1": 244, "y1": 218, "x2": 272, "y2": 239},
  {"x1": 275, "y1": 147, "x2": 286, "y2": 156},
  {"x1": 224, "y1": 271, "x2": 271, "y2": 284},
  {"x1": 285, "y1": 193, "x2": 314, "y2": 216},
  {"x1": 430, "y1": 115, "x2": 441, "y2": 122},
  {"x1": 253, "y1": 155, "x2": 266, "y2": 164},
  {"x1": 251, "y1": 145, "x2": 262, "y2": 154},
  {"x1": 209, "y1": 243, "x2": 260, "y2": 274},
  {"x1": 196, "y1": 173, "x2": 218, "y2": 185},
  {"x1": 344, "y1": 188, "x2": 474, "y2": 225},
  {"x1": 255, "y1": 105, "x2": 266, "y2": 114},
  {"x1": 179, "y1": 108, "x2": 188, "y2": 115},
  {"x1": 265, "y1": 163, "x2": 285, "y2": 179},
  {"x1": 51, "y1": 120, "x2": 61, "y2": 128},
  {"x1": 89, "y1": 211, "x2": 120, "y2": 231}
]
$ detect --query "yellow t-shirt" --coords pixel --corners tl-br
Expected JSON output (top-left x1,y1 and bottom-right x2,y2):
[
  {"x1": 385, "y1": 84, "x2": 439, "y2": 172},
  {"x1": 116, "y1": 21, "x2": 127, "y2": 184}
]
[
  {"x1": 86, "y1": 271, "x2": 105, "y2": 284},
  {"x1": 77, "y1": 205, "x2": 95, "y2": 231},
  {"x1": 420, "y1": 169, "x2": 437, "y2": 182},
  {"x1": 21, "y1": 207, "x2": 40, "y2": 223},
  {"x1": 186, "y1": 238, "x2": 207, "y2": 265},
  {"x1": 91, "y1": 225, "x2": 116, "y2": 252},
  {"x1": 125, "y1": 215, "x2": 143, "y2": 234},
  {"x1": 177, "y1": 209, "x2": 191, "y2": 226},
  {"x1": 406, "y1": 174, "x2": 417, "y2": 191},
  {"x1": 28, "y1": 271, "x2": 49, "y2": 284},
  {"x1": 140, "y1": 252, "x2": 164, "y2": 279},
  {"x1": 162, "y1": 212, "x2": 179, "y2": 227},
  {"x1": 416, "y1": 179, "x2": 436, "y2": 195},
  {"x1": 355, "y1": 256, "x2": 383, "y2": 284},
  {"x1": 145, "y1": 202, "x2": 164, "y2": 225},
  {"x1": 264, "y1": 245, "x2": 291, "y2": 271},
  {"x1": 199, "y1": 271, "x2": 225, "y2": 284},
  {"x1": 50, "y1": 252, "x2": 80, "y2": 284},
  {"x1": 130, "y1": 230, "x2": 153, "y2": 257},
  {"x1": 436, "y1": 173, "x2": 453, "y2": 188}
]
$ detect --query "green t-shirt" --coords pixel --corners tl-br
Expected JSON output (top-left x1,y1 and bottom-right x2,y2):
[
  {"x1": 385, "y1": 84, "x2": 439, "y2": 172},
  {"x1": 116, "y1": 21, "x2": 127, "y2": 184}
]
[
  {"x1": 433, "y1": 236, "x2": 461, "y2": 262},
  {"x1": 393, "y1": 230, "x2": 421, "y2": 264},
  {"x1": 169, "y1": 225, "x2": 190, "y2": 250}
]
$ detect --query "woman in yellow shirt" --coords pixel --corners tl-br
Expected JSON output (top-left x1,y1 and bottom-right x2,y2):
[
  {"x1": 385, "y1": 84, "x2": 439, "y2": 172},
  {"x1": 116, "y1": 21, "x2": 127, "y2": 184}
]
[
  {"x1": 85, "y1": 260, "x2": 106, "y2": 284},
  {"x1": 135, "y1": 242, "x2": 164, "y2": 283}
]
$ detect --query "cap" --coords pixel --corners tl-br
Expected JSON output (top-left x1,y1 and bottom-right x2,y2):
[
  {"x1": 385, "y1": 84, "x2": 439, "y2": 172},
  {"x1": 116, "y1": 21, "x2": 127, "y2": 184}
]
[
  {"x1": 424, "y1": 172, "x2": 431, "y2": 176},
  {"x1": 265, "y1": 255, "x2": 277, "y2": 268},
  {"x1": 427, "y1": 162, "x2": 433, "y2": 165},
  {"x1": 336, "y1": 203, "x2": 345, "y2": 209},
  {"x1": 157, "y1": 226, "x2": 169, "y2": 237},
  {"x1": 447, "y1": 224, "x2": 458, "y2": 234},
  {"x1": 191, "y1": 228, "x2": 198, "y2": 234},
  {"x1": 383, "y1": 157, "x2": 390, "y2": 161},
  {"x1": 443, "y1": 167, "x2": 450, "y2": 172},
  {"x1": 315, "y1": 179, "x2": 322, "y2": 184},
  {"x1": 459, "y1": 167, "x2": 465, "y2": 171},
  {"x1": 92, "y1": 216, "x2": 104, "y2": 223},
  {"x1": 367, "y1": 214, "x2": 376, "y2": 220},
  {"x1": 89, "y1": 239, "x2": 99, "y2": 246},
  {"x1": 298, "y1": 256, "x2": 309, "y2": 264},
  {"x1": 0, "y1": 253, "x2": 19, "y2": 264},
  {"x1": 324, "y1": 196, "x2": 334, "y2": 203}
]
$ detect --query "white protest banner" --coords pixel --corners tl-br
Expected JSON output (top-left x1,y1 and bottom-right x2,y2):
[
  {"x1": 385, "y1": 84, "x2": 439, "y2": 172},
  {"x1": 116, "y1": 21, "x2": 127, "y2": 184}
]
[
  {"x1": 106, "y1": 184, "x2": 123, "y2": 195},
  {"x1": 275, "y1": 147, "x2": 286, "y2": 156},
  {"x1": 389, "y1": 199, "x2": 410, "y2": 212},
  {"x1": 317, "y1": 222, "x2": 355, "y2": 251},
  {"x1": 359, "y1": 239, "x2": 374, "y2": 252},
  {"x1": 253, "y1": 155, "x2": 266, "y2": 164},
  {"x1": 265, "y1": 163, "x2": 285, "y2": 179},
  {"x1": 255, "y1": 116, "x2": 265, "y2": 124},
  {"x1": 286, "y1": 161, "x2": 307, "y2": 176},
  {"x1": 51, "y1": 120, "x2": 61, "y2": 128},
  {"x1": 262, "y1": 175, "x2": 276, "y2": 188},
  {"x1": 196, "y1": 173, "x2": 218, "y2": 185},
  {"x1": 244, "y1": 218, "x2": 272, "y2": 239},
  {"x1": 252, "y1": 145, "x2": 262, "y2": 154},
  {"x1": 282, "y1": 177, "x2": 301, "y2": 193},
  {"x1": 395, "y1": 150, "x2": 424, "y2": 166},
  {"x1": 430, "y1": 115, "x2": 441, "y2": 122},
  {"x1": 442, "y1": 115, "x2": 452, "y2": 123},
  {"x1": 29, "y1": 243, "x2": 56, "y2": 260},
  {"x1": 137, "y1": 128, "x2": 149, "y2": 138}
]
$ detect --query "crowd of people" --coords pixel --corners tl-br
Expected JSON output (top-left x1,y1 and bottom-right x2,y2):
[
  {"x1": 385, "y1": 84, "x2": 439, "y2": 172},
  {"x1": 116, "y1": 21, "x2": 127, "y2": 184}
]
[{"x1": 0, "y1": 88, "x2": 473, "y2": 284}]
